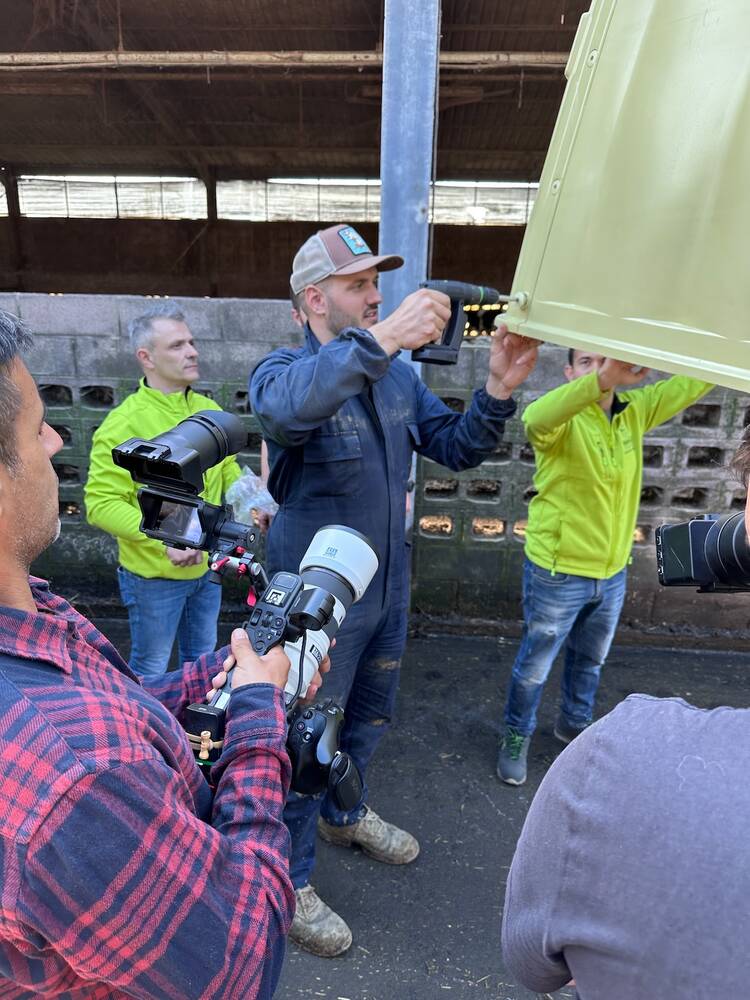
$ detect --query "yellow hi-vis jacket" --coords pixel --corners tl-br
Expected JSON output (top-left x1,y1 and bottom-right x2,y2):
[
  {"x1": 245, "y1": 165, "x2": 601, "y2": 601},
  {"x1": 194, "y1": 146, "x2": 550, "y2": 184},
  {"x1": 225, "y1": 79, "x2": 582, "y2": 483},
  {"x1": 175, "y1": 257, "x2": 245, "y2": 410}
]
[
  {"x1": 85, "y1": 379, "x2": 241, "y2": 580},
  {"x1": 522, "y1": 372, "x2": 714, "y2": 579}
]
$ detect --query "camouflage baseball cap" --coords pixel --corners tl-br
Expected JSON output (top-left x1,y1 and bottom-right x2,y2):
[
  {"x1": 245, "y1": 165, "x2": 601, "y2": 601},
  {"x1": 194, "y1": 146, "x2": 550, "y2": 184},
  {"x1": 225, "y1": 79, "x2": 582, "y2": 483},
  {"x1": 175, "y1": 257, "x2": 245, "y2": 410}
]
[{"x1": 290, "y1": 224, "x2": 404, "y2": 294}]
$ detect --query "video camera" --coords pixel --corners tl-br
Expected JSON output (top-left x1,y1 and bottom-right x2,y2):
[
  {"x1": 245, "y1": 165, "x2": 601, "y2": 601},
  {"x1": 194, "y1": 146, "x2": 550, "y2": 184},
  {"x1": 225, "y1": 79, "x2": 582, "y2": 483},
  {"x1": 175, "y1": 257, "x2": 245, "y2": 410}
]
[
  {"x1": 112, "y1": 411, "x2": 379, "y2": 809},
  {"x1": 655, "y1": 512, "x2": 750, "y2": 592},
  {"x1": 412, "y1": 279, "x2": 528, "y2": 365}
]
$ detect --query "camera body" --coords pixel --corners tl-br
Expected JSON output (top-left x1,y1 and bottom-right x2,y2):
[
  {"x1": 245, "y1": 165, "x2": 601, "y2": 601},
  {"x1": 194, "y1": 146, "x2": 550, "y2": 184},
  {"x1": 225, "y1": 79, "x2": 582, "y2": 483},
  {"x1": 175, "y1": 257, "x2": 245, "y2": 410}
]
[
  {"x1": 112, "y1": 412, "x2": 379, "y2": 807},
  {"x1": 287, "y1": 700, "x2": 363, "y2": 808},
  {"x1": 655, "y1": 511, "x2": 750, "y2": 592},
  {"x1": 183, "y1": 565, "x2": 363, "y2": 806}
]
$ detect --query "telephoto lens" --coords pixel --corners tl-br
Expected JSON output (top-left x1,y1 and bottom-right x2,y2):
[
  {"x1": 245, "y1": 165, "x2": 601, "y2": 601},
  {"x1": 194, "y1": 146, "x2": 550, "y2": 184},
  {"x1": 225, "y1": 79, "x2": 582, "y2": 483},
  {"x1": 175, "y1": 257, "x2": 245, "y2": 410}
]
[
  {"x1": 113, "y1": 410, "x2": 248, "y2": 495},
  {"x1": 704, "y1": 511, "x2": 750, "y2": 588},
  {"x1": 283, "y1": 525, "x2": 379, "y2": 704}
]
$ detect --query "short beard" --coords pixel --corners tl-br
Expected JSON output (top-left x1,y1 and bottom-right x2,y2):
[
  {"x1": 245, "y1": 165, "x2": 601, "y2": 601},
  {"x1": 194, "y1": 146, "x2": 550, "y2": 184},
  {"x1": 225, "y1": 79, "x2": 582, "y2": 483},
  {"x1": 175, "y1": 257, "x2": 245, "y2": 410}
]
[
  {"x1": 325, "y1": 298, "x2": 362, "y2": 340},
  {"x1": 9, "y1": 468, "x2": 61, "y2": 570},
  {"x1": 14, "y1": 519, "x2": 60, "y2": 572}
]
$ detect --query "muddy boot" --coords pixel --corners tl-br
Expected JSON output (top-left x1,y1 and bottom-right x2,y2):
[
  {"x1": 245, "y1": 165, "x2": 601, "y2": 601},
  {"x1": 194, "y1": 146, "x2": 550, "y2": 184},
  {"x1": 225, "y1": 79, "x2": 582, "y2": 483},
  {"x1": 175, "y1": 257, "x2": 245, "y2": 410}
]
[
  {"x1": 318, "y1": 806, "x2": 420, "y2": 865},
  {"x1": 289, "y1": 884, "x2": 352, "y2": 958}
]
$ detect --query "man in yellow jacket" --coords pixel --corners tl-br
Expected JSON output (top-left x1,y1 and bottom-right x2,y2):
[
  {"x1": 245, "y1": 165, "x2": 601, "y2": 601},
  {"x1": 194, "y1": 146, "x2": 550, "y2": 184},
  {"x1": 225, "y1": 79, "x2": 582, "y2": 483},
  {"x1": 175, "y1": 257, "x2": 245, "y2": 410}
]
[
  {"x1": 497, "y1": 349, "x2": 713, "y2": 785},
  {"x1": 84, "y1": 305, "x2": 240, "y2": 679}
]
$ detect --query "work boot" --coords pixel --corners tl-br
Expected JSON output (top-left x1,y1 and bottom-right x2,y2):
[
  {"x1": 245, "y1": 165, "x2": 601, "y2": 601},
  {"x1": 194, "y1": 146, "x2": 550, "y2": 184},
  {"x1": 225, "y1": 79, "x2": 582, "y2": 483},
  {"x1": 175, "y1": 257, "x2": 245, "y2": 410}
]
[
  {"x1": 289, "y1": 884, "x2": 352, "y2": 958},
  {"x1": 318, "y1": 806, "x2": 420, "y2": 865},
  {"x1": 497, "y1": 726, "x2": 531, "y2": 785},
  {"x1": 554, "y1": 713, "x2": 590, "y2": 746}
]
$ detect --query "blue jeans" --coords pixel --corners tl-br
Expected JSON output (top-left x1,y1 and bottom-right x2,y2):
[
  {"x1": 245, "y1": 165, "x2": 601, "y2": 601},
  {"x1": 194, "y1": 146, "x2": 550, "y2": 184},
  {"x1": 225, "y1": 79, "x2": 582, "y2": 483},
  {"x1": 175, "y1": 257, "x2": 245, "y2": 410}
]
[
  {"x1": 504, "y1": 558, "x2": 627, "y2": 737},
  {"x1": 117, "y1": 567, "x2": 223, "y2": 680},
  {"x1": 284, "y1": 595, "x2": 408, "y2": 889}
]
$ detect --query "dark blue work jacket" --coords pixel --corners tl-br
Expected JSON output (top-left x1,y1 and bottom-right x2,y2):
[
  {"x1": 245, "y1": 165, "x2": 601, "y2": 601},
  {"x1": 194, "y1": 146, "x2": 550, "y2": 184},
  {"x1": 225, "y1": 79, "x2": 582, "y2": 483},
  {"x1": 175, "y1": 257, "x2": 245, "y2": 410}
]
[{"x1": 249, "y1": 325, "x2": 516, "y2": 612}]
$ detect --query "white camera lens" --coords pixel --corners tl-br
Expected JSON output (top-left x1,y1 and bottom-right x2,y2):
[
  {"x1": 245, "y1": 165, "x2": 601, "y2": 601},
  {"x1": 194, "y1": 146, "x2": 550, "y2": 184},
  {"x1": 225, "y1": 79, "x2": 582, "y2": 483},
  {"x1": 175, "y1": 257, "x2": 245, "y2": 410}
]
[
  {"x1": 284, "y1": 525, "x2": 379, "y2": 702},
  {"x1": 298, "y1": 525, "x2": 379, "y2": 601}
]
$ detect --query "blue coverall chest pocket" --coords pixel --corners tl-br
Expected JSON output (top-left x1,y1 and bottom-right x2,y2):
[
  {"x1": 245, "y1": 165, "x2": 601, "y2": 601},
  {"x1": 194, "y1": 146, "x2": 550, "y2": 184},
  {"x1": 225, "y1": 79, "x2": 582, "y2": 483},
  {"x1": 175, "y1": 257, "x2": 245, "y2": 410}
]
[{"x1": 302, "y1": 430, "x2": 363, "y2": 497}]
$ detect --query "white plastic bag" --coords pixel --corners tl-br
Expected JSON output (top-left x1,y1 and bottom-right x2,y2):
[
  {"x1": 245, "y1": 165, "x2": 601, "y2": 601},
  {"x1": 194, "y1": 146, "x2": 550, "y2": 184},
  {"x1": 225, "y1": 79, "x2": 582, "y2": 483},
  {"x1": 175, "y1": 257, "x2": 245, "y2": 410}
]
[{"x1": 226, "y1": 466, "x2": 278, "y2": 531}]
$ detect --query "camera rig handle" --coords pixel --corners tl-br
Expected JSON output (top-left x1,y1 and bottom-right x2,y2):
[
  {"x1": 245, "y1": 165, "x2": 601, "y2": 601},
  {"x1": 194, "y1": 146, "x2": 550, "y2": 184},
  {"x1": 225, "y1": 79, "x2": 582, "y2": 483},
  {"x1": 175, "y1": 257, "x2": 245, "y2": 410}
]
[{"x1": 209, "y1": 545, "x2": 268, "y2": 594}]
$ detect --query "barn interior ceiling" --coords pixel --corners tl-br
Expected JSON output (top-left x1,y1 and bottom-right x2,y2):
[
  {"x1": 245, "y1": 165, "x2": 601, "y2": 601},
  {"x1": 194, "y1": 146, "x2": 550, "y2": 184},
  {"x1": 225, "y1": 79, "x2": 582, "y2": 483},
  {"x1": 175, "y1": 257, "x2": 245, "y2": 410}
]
[{"x1": 0, "y1": 0, "x2": 589, "y2": 182}]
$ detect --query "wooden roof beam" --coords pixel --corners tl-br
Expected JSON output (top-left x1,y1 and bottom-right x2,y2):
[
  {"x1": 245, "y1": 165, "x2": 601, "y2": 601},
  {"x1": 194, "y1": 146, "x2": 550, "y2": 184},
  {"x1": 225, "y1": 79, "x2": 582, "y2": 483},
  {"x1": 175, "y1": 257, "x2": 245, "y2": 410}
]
[{"x1": 0, "y1": 50, "x2": 569, "y2": 72}]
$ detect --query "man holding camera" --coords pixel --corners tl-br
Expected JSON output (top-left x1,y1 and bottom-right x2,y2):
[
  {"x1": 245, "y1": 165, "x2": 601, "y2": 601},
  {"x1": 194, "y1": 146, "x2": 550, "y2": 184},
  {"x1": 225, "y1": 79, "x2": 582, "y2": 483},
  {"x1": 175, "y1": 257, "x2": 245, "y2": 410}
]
[
  {"x1": 85, "y1": 304, "x2": 241, "y2": 679},
  {"x1": 250, "y1": 223, "x2": 539, "y2": 956},
  {"x1": 0, "y1": 308, "x2": 335, "y2": 998},
  {"x1": 501, "y1": 435, "x2": 750, "y2": 997},
  {"x1": 496, "y1": 348, "x2": 713, "y2": 786}
]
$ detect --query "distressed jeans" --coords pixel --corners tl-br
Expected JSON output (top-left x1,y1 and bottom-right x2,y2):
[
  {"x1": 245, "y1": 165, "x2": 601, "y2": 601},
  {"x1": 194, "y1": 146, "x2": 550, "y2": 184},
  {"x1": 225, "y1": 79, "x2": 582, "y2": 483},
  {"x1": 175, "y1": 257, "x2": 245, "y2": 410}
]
[
  {"x1": 117, "y1": 566, "x2": 222, "y2": 680},
  {"x1": 284, "y1": 595, "x2": 407, "y2": 889},
  {"x1": 504, "y1": 558, "x2": 627, "y2": 737}
]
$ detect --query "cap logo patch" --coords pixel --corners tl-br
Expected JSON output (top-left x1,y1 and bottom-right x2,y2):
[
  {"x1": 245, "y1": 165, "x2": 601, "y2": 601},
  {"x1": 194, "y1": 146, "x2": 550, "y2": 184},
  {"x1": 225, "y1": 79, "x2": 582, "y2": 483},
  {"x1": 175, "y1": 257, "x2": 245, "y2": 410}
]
[{"x1": 337, "y1": 227, "x2": 371, "y2": 255}]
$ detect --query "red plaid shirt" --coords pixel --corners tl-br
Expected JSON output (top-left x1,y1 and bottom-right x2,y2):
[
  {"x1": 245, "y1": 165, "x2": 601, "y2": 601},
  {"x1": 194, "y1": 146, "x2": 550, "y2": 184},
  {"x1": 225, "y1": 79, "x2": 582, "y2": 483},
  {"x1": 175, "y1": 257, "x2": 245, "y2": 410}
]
[{"x1": 0, "y1": 578, "x2": 293, "y2": 999}]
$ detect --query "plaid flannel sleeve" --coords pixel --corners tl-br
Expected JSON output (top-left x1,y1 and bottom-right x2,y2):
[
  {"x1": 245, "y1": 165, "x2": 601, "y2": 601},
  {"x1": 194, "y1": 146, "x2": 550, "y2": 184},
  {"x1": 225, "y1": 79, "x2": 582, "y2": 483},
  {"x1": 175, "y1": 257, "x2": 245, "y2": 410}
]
[
  {"x1": 16, "y1": 685, "x2": 293, "y2": 1000},
  {"x1": 143, "y1": 646, "x2": 229, "y2": 725}
]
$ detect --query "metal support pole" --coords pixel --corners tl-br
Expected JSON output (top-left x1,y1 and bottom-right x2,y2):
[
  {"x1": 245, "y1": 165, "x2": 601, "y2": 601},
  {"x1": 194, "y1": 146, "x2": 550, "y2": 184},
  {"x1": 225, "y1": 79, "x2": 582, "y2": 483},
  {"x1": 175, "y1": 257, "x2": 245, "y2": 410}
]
[
  {"x1": 378, "y1": 0, "x2": 441, "y2": 540},
  {"x1": 378, "y1": 0, "x2": 441, "y2": 324}
]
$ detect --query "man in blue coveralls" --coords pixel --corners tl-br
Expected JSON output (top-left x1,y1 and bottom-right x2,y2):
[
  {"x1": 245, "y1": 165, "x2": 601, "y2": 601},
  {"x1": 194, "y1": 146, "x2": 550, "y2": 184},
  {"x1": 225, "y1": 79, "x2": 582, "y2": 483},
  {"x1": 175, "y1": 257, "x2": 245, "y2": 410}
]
[{"x1": 250, "y1": 224, "x2": 539, "y2": 956}]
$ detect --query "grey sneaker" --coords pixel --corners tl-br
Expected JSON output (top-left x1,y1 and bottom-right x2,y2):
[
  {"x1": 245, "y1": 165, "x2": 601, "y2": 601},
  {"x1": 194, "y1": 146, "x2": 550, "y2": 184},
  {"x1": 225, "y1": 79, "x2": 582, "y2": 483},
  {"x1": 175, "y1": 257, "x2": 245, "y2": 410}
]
[
  {"x1": 497, "y1": 727, "x2": 531, "y2": 785},
  {"x1": 553, "y1": 714, "x2": 589, "y2": 746},
  {"x1": 289, "y1": 885, "x2": 352, "y2": 958},
  {"x1": 318, "y1": 806, "x2": 420, "y2": 865}
]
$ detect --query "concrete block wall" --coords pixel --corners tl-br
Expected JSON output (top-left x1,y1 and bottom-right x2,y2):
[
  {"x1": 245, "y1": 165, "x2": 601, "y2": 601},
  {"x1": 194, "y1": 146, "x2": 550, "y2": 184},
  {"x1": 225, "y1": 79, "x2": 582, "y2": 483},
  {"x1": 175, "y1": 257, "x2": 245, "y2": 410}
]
[{"x1": 5, "y1": 289, "x2": 749, "y2": 629}]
